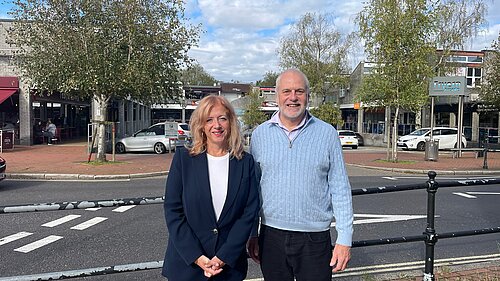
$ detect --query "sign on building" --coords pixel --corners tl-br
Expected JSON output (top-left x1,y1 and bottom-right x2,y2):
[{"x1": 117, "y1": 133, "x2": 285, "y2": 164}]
[{"x1": 429, "y1": 76, "x2": 468, "y2": 96}]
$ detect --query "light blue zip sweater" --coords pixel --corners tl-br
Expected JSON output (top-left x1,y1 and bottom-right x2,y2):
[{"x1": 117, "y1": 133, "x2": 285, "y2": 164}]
[{"x1": 250, "y1": 114, "x2": 354, "y2": 246}]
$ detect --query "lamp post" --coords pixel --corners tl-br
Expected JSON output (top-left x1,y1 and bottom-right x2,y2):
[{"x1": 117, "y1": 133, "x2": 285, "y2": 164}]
[{"x1": 180, "y1": 94, "x2": 187, "y2": 124}]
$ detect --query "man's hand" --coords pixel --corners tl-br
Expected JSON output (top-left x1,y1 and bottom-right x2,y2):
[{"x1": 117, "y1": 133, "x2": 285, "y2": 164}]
[
  {"x1": 330, "y1": 244, "x2": 351, "y2": 272},
  {"x1": 246, "y1": 237, "x2": 260, "y2": 263},
  {"x1": 195, "y1": 255, "x2": 223, "y2": 278}
]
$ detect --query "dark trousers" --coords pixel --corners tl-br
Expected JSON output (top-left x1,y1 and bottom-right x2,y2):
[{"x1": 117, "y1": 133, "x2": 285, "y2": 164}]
[{"x1": 259, "y1": 225, "x2": 333, "y2": 281}]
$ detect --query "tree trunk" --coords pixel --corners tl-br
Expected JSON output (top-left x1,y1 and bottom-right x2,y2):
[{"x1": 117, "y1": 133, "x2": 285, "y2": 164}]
[
  {"x1": 391, "y1": 107, "x2": 400, "y2": 162},
  {"x1": 94, "y1": 94, "x2": 109, "y2": 162}
]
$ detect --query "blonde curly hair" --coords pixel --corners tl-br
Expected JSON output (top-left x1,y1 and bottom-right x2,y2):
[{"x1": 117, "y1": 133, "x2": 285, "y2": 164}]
[{"x1": 188, "y1": 95, "x2": 244, "y2": 159}]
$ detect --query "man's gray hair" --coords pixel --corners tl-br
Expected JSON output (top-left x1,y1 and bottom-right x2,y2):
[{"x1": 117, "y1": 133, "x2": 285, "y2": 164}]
[{"x1": 275, "y1": 68, "x2": 310, "y2": 92}]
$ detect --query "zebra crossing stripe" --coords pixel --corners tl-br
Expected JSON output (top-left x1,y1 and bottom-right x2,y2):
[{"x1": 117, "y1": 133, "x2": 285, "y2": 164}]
[
  {"x1": 42, "y1": 215, "x2": 81, "y2": 228},
  {"x1": 0, "y1": 232, "x2": 33, "y2": 246},
  {"x1": 14, "y1": 235, "x2": 63, "y2": 253},
  {"x1": 113, "y1": 205, "x2": 136, "y2": 213},
  {"x1": 70, "y1": 217, "x2": 108, "y2": 230}
]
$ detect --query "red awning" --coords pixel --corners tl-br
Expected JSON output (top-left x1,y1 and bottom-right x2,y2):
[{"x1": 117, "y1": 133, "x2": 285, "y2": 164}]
[{"x1": 0, "y1": 89, "x2": 17, "y2": 105}]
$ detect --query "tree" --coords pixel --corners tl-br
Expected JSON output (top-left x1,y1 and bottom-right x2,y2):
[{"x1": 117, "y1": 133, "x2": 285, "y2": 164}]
[
  {"x1": 357, "y1": 0, "x2": 486, "y2": 162},
  {"x1": 8, "y1": 0, "x2": 200, "y2": 161},
  {"x1": 256, "y1": 71, "x2": 279, "y2": 87},
  {"x1": 309, "y1": 102, "x2": 344, "y2": 128},
  {"x1": 278, "y1": 12, "x2": 354, "y2": 98},
  {"x1": 480, "y1": 33, "x2": 500, "y2": 108},
  {"x1": 180, "y1": 62, "x2": 218, "y2": 86},
  {"x1": 241, "y1": 88, "x2": 267, "y2": 130}
]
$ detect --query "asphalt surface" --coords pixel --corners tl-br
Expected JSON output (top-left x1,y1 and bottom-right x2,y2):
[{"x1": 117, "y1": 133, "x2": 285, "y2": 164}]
[{"x1": 1, "y1": 141, "x2": 499, "y2": 280}]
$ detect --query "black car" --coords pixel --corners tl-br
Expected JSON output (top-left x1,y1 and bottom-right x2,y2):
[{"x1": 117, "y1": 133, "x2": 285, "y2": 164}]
[
  {"x1": 354, "y1": 132, "x2": 364, "y2": 146},
  {"x1": 0, "y1": 155, "x2": 6, "y2": 181}
]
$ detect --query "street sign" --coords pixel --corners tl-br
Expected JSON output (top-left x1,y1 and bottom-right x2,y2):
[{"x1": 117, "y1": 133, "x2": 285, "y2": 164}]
[{"x1": 429, "y1": 76, "x2": 468, "y2": 97}]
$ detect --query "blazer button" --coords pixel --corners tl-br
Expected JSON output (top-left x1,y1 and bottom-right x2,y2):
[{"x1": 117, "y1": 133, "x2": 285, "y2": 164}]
[{"x1": 212, "y1": 228, "x2": 218, "y2": 235}]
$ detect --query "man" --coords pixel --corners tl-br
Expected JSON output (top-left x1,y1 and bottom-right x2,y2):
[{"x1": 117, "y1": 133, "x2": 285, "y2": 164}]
[
  {"x1": 248, "y1": 68, "x2": 354, "y2": 281},
  {"x1": 43, "y1": 120, "x2": 57, "y2": 145}
]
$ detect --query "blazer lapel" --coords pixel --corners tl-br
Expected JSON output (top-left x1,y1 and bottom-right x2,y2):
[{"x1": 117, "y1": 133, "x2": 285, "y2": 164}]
[
  {"x1": 218, "y1": 156, "x2": 242, "y2": 223},
  {"x1": 194, "y1": 152, "x2": 218, "y2": 225}
]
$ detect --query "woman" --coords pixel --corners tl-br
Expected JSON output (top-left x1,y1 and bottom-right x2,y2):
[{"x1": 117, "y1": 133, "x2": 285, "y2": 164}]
[{"x1": 162, "y1": 95, "x2": 260, "y2": 281}]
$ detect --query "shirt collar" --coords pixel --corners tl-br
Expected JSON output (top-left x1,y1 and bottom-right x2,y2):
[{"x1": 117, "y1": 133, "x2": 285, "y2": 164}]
[{"x1": 270, "y1": 110, "x2": 310, "y2": 132}]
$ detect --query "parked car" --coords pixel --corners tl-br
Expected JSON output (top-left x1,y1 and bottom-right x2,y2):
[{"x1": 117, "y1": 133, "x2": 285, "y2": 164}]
[
  {"x1": 397, "y1": 127, "x2": 467, "y2": 151},
  {"x1": 338, "y1": 130, "x2": 359, "y2": 149},
  {"x1": 177, "y1": 123, "x2": 191, "y2": 139},
  {"x1": 0, "y1": 155, "x2": 6, "y2": 181},
  {"x1": 115, "y1": 122, "x2": 189, "y2": 154},
  {"x1": 354, "y1": 132, "x2": 364, "y2": 146}
]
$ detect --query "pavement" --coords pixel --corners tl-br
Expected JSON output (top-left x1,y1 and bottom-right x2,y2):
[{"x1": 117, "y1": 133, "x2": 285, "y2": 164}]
[
  {"x1": 1, "y1": 140, "x2": 499, "y2": 280},
  {"x1": 2, "y1": 140, "x2": 500, "y2": 180}
]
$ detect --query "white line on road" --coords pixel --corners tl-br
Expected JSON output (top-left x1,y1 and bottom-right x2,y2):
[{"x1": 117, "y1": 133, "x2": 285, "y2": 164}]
[
  {"x1": 42, "y1": 215, "x2": 81, "y2": 228},
  {"x1": 14, "y1": 235, "x2": 63, "y2": 253},
  {"x1": 70, "y1": 217, "x2": 108, "y2": 230},
  {"x1": 466, "y1": 192, "x2": 500, "y2": 195},
  {"x1": 85, "y1": 207, "x2": 101, "y2": 211},
  {"x1": 0, "y1": 232, "x2": 33, "y2": 246},
  {"x1": 112, "y1": 205, "x2": 136, "y2": 213},
  {"x1": 453, "y1": 192, "x2": 477, "y2": 199},
  {"x1": 330, "y1": 214, "x2": 428, "y2": 227},
  {"x1": 382, "y1": 177, "x2": 398, "y2": 180}
]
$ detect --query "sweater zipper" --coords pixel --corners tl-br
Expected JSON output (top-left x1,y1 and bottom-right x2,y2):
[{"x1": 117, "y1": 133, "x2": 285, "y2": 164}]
[{"x1": 285, "y1": 117, "x2": 312, "y2": 149}]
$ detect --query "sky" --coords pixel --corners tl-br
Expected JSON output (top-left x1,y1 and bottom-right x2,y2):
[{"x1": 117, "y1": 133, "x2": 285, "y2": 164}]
[{"x1": 1, "y1": 0, "x2": 500, "y2": 83}]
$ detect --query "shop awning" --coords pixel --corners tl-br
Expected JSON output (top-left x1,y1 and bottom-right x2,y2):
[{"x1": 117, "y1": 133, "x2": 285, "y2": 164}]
[{"x1": 0, "y1": 89, "x2": 17, "y2": 105}]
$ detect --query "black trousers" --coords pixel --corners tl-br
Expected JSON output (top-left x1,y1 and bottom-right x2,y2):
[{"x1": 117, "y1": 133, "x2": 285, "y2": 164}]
[{"x1": 259, "y1": 225, "x2": 333, "y2": 281}]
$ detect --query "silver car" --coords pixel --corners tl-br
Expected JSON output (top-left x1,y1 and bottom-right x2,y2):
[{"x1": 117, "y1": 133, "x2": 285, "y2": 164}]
[{"x1": 115, "y1": 122, "x2": 189, "y2": 154}]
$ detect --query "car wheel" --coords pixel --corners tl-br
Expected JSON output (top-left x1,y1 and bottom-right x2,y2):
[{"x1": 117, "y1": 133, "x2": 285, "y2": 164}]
[
  {"x1": 352, "y1": 145, "x2": 358, "y2": 149},
  {"x1": 154, "y1": 143, "x2": 166, "y2": 154},
  {"x1": 115, "y1": 143, "x2": 126, "y2": 154},
  {"x1": 417, "y1": 142, "x2": 425, "y2": 151}
]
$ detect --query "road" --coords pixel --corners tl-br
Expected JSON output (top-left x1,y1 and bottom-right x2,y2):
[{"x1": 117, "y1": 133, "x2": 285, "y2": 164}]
[{"x1": 0, "y1": 167, "x2": 499, "y2": 280}]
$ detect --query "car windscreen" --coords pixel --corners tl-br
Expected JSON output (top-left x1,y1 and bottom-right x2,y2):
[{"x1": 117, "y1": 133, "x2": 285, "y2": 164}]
[
  {"x1": 339, "y1": 131, "x2": 355, "y2": 136},
  {"x1": 179, "y1": 124, "x2": 190, "y2": 130},
  {"x1": 409, "y1": 129, "x2": 429, "y2": 136}
]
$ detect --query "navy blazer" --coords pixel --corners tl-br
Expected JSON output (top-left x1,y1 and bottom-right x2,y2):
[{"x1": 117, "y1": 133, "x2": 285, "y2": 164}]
[{"x1": 162, "y1": 147, "x2": 260, "y2": 281}]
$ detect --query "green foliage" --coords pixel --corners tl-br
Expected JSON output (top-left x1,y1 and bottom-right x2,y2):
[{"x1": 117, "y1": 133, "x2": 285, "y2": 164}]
[
  {"x1": 277, "y1": 12, "x2": 354, "y2": 97},
  {"x1": 8, "y1": 0, "x2": 200, "y2": 104},
  {"x1": 241, "y1": 88, "x2": 267, "y2": 129},
  {"x1": 480, "y1": 33, "x2": 500, "y2": 108},
  {"x1": 256, "y1": 71, "x2": 279, "y2": 87},
  {"x1": 180, "y1": 62, "x2": 218, "y2": 86},
  {"x1": 309, "y1": 102, "x2": 344, "y2": 128},
  {"x1": 357, "y1": 0, "x2": 435, "y2": 112}
]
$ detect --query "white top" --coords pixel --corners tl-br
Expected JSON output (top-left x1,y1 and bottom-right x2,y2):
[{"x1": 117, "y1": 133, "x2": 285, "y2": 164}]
[{"x1": 207, "y1": 153, "x2": 229, "y2": 221}]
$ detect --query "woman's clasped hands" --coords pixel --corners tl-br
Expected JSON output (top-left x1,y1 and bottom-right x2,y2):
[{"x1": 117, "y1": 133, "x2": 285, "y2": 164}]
[{"x1": 195, "y1": 255, "x2": 226, "y2": 278}]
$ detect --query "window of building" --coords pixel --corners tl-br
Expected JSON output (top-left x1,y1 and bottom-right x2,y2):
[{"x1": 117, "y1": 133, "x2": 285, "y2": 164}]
[{"x1": 466, "y1": 67, "x2": 482, "y2": 87}]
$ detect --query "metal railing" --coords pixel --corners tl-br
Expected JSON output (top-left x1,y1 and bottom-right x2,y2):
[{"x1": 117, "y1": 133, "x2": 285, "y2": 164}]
[{"x1": 1, "y1": 172, "x2": 500, "y2": 280}]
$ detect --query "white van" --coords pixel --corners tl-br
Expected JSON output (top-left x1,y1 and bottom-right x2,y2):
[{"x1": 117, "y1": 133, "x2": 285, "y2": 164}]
[{"x1": 397, "y1": 127, "x2": 467, "y2": 151}]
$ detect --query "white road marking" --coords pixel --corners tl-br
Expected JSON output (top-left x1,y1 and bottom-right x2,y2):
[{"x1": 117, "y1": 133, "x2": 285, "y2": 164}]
[
  {"x1": 70, "y1": 217, "x2": 108, "y2": 230},
  {"x1": 42, "y1": 215, "x2": 81, "y2": 228},
  {"x1": 466, "y1": 192, "x2": 500, "y2": 195},
  {"x1": 0, "y1": 232, "x2": 33, "y2": 246},
  {"x1": 14, "y1": 235, "x2": 63, "y2": 253},
  {"x1": 85, "y1": 207, "x2": 101, "y2": 211},
  {"x1": 382, "y1": 177, "x2": 398, "y2": 180},
  {"x1": 330, "y1": 214, "x2": 427, "y2": 227},
  {"x1": 112, "y1": 205, "x2": 136, "y2": 213},
  {"x1": 453, "y1": 192, "x2": 477, "y2": 199}
]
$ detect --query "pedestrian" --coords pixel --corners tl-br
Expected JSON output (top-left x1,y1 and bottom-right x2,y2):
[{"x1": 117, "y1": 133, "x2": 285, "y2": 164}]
[
  {"x1": 247, "y1": 68, "x2": 354, "y2": 281},
  {"x1": 42, "y1": 120, "x2": 57, "y2": 145},
  {"x1": 162, "y1": 95, "x2": 260, "y2": 281}
]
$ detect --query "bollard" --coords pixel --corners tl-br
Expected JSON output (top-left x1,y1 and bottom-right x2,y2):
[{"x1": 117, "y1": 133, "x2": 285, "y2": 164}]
[
  {"x1": 483, "y1": 147, "x2": 488, "y2": 169},
  {"x1": 424, "y1": 171, "x2": 438, "y2": 281}
]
